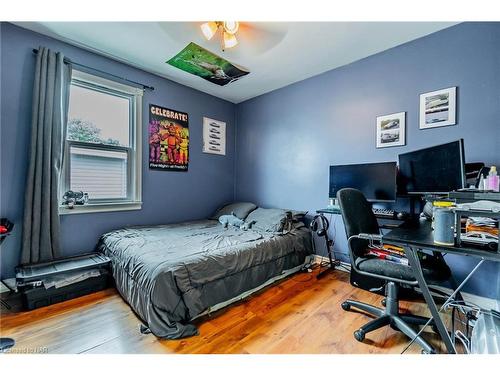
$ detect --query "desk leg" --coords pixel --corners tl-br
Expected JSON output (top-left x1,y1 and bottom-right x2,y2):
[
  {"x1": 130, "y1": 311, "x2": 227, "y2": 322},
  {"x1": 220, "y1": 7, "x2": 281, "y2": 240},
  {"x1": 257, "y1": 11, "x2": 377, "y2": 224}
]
[{"x1": 404, "y1": 245, "x2": 456, "y2": 354}]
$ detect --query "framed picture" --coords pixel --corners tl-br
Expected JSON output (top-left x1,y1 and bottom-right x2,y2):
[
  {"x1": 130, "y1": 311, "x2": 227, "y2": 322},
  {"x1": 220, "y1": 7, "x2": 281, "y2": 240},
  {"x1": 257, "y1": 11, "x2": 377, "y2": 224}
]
[
  {"x1": 419, "y1": 87, "x2": 456, "y2": 129},
  {"x1": 203, "y1": 117, "x2": 226, "y2": 155},
  {"x1": 376, "y1": 112, "x2": 406, "y2": 148}
]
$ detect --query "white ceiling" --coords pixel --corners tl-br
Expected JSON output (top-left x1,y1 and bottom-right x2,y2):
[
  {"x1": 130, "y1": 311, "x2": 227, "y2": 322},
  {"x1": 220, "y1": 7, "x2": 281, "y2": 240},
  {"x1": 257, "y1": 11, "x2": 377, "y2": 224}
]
[{"x1": 14, "y1": 22, "x2": 456, "y2": 103}]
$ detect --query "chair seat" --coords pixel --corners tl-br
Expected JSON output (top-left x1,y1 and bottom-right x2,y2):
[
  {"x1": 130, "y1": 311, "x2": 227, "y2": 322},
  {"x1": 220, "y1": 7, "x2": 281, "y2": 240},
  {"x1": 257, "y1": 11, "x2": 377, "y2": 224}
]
[{"x1": 356, "y1": 254, "x2": 451, "y2": 283}]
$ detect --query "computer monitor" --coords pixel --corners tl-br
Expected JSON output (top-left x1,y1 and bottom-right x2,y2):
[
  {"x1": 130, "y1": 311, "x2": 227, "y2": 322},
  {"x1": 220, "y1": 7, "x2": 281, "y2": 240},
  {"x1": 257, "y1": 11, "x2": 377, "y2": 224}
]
[
  {"x1": 397, "y1": 139, "x2": 465, "y2": 195},
  {"x1": 329, "y1": 162, "x2": 397, "y2": 202}
]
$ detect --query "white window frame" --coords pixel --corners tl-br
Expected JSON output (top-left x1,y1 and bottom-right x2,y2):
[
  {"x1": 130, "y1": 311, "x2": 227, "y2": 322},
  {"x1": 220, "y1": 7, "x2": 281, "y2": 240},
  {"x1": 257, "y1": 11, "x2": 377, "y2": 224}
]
[{"x1": 60, "y1": 70, "x2": 143, "y2": 215}]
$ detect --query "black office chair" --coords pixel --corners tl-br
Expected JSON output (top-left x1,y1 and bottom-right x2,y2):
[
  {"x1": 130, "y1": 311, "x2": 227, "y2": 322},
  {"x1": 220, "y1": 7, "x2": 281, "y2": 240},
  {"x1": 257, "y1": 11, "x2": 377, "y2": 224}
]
[{"x1": 337, "y1": 188, "x2": 452, "y2": 354}]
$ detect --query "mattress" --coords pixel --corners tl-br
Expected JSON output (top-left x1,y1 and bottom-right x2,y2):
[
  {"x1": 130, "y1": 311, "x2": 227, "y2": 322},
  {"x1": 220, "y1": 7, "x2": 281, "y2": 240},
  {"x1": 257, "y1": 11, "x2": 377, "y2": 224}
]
[{"x1": 97, "y1": 219, "x2": 312, "y2": 339}]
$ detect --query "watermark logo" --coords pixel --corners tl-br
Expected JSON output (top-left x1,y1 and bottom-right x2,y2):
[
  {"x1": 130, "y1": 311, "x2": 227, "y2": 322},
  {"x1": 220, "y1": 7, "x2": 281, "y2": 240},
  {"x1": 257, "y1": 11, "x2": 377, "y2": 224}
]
[{"x1": 2, "y1": 346, "x2": 49, "y2": 354}]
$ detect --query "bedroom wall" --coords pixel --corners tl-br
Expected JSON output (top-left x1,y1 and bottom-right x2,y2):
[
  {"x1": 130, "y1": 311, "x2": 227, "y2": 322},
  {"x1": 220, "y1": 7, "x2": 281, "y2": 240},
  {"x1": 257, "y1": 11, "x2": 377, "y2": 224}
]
[
  {"x1": 0, "y1": 22, "x2": 236, "y2": 279},
  {"x1": 234, "y1": 22, "x2": 500, "y2": 299}
]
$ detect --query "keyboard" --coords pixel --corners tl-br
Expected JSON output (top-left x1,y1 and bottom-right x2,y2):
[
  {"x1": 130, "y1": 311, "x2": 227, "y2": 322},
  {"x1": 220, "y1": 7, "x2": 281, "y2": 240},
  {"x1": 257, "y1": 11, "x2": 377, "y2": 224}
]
[{"x1": 372, "y1": 208, "x2": 396, "y2": 218}]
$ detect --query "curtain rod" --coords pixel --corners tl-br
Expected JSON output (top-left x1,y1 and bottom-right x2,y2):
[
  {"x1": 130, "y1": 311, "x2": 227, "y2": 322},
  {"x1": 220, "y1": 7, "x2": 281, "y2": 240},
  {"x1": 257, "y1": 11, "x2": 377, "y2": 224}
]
[{"x1": 32, "y1": 48, "x2": 155, "y2": 91}]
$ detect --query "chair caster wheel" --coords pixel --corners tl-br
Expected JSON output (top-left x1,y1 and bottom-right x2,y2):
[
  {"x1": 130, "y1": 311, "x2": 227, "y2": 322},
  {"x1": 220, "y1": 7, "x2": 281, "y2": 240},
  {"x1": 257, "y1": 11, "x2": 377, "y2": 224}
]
[
  {"x1": 381, "y1": 298, "x2": 386, "y2": 307},
  {"x1": 354, "y1": 329, "x2": 365, "y2": 342},
  {"x1": 341, "y1": 302, "x2": 350, "y2": 311},
  {"x1": 421, "y1": 349, "x2": 436, "y2": 354}
]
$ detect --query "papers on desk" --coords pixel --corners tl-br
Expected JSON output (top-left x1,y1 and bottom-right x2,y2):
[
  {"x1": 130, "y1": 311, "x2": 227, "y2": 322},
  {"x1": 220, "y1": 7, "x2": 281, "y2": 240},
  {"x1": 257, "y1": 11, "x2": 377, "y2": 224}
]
[
  {"x1": 469, "y1": 217, "x2": 497, "y2": 226},
  {"x1": 456, "y1": 200, "x2": 500, "y2": 212},
  {"x1": 456, "y1": 200, "x2": 500, "y2": 242},
  {"x1": 466, "y1": 217, "x2": 499, "y2": 237}
]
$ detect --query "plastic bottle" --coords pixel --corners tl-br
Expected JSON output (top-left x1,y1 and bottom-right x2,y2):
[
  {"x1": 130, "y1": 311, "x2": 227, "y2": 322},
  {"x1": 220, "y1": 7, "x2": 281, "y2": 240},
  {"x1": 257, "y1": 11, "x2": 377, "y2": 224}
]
[{"x1": 487, "y1": 166, "x2": 500, "y2": 192}]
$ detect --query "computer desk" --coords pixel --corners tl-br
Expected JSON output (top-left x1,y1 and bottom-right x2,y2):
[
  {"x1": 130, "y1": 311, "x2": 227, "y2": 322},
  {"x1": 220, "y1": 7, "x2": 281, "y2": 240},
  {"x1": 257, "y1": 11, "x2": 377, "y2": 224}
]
[{"x1": 383, "y1": 219, "x2": 500, "y2": 354}]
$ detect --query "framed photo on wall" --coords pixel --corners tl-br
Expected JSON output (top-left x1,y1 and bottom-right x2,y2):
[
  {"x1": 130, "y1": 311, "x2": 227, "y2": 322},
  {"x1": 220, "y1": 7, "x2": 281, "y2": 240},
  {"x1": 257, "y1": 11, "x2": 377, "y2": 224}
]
[
  {"x1": 419, "y1": 87, "x2": 456, "y2": 129},
  {"x1": 376, "y1": 112, "x2": 406, "y2": 148},
  {"x1": 203, "y1": 117, "x2": 226, "y2": 155}
]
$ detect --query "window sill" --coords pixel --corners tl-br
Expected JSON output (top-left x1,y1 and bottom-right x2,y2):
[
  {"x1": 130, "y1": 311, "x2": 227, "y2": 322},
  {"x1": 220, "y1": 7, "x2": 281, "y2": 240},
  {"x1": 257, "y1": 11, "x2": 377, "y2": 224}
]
[{"x1": 59, "y1": 201, "x2": 142, "y2": 215}]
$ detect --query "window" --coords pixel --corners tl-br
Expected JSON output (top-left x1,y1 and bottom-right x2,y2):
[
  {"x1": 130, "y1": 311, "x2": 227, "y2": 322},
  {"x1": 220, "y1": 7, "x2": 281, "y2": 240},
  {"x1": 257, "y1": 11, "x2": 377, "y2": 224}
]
[{"x1": 61, "y1": 70, "x2": 143, "y2": 214}]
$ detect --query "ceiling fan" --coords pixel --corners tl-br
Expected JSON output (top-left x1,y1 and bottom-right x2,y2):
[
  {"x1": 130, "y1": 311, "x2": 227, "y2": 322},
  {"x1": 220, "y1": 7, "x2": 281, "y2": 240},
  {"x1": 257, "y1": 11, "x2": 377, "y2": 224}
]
[
  {"x1": 158, "y1": 22, "x2": 289, "y2": 56},
  {"x1": 200, "y1": 21, "x2": 240, "y2": 50}
]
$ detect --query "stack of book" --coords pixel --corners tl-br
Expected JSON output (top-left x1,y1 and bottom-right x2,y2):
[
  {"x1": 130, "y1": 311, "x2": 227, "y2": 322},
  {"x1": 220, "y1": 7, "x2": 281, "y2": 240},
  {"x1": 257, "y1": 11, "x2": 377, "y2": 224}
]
[
  {"x1": 367, "y1": 244, "x2": 408, "y2": 265},
  {"x1": 466, "y1": 216, "x2": 499, "y2": 236}
]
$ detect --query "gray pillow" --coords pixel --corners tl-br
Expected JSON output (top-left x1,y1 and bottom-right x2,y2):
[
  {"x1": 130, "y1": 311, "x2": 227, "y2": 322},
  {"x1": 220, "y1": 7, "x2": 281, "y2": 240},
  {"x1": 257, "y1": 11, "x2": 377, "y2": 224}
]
[
  {"x1": 211, "y1": 202, "x2": 257, "y2": 220},
  {"x1": 246, "y1": 208, "x2": 291, "y2": 233}
]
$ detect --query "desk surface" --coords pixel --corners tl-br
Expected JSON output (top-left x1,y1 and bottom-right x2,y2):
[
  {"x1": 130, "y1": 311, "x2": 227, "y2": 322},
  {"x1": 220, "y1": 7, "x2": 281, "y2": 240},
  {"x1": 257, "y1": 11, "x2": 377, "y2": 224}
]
[{"x1": 383, "y1": 219, "x2": 500, "y2": 262}]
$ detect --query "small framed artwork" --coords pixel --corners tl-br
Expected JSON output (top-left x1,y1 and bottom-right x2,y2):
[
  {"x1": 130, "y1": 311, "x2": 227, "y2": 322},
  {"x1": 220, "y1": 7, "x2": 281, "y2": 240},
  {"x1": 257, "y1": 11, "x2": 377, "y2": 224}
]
[
  {"x1": 376, "y1": 112, "x2": 406, "y2": 148},
  {"x1": 203, "y1": 117, "x2": 226, "y2": 155},
  {"x1": 419, "y1": 87, "x2": 456, "y2": 129}
]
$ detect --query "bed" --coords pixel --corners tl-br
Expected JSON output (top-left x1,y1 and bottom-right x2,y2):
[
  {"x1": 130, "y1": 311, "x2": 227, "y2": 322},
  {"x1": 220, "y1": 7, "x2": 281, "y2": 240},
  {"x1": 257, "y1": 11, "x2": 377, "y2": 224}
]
[{"x1": 97, "y1": 208, "x2": 312, "y2": 339}]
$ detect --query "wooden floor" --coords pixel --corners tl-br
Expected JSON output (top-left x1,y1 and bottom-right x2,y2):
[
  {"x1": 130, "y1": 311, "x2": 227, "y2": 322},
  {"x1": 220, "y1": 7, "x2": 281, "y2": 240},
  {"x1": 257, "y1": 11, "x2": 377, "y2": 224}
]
[{"x1": 0, "y1": 269, "x2": 449, "y2": 354}]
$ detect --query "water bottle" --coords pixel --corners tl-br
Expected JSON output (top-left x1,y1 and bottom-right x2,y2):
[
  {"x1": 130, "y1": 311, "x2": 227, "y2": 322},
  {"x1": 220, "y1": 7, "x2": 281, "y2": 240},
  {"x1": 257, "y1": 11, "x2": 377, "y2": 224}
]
[{"x1": 487, "y1": 166, "x2": 499, "y2": 192}]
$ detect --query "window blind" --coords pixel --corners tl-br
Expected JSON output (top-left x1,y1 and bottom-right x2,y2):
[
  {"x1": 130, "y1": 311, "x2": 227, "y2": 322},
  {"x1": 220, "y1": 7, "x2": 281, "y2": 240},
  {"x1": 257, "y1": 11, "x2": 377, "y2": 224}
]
[{"x1": 69, "y1": 146, "x2": 128, "y2": 200}]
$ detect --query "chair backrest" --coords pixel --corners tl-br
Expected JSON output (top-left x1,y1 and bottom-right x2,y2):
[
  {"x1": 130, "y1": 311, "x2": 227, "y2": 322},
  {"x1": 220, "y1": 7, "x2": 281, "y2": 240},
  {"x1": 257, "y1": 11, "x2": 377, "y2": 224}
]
[{"x1": 337, "y1": 188, "x2": 380, "y2": 258}]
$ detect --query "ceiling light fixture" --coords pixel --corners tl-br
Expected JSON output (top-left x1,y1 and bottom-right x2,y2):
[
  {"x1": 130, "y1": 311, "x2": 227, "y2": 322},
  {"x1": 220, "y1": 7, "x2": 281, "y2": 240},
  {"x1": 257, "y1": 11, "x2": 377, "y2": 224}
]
[
  {"x1": 200, "y1": 21, "x2": 218, "y2": 40},
  {"x1": 222, "y1": 31, "x2": 238, "y2": 49},
  {"x1": 223, "y1": 21, "x2": 239, "y2": 35},
  {"x1": 200, "y1": 21, "x2": 239, "y2": 51}
]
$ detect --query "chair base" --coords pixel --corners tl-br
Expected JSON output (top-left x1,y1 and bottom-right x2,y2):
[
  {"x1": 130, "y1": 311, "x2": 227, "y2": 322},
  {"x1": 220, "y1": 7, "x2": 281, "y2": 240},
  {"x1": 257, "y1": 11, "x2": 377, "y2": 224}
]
[{"x1": 341, "y1": 282, "x2": 437, "y2": 354}]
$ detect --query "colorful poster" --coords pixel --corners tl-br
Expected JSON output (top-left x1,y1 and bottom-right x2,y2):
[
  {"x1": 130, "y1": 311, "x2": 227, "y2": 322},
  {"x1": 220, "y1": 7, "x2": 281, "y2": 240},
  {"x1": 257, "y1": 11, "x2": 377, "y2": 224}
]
[
  {"x1": 149, "y1": 104, "x2": 189, "y2": 171},
  {"x1": 167, "y1": 42, "x2": 249, "y2": 86}
]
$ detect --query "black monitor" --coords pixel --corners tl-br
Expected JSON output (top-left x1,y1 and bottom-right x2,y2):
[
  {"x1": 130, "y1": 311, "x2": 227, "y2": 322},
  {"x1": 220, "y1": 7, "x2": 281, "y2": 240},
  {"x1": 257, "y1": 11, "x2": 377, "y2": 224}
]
[
  {"x1": 329, "y1": 162, "x2": 397, "y2": 202},
  {"x1": 398, "y1": 139, "x2": 465, "y2": 195}
]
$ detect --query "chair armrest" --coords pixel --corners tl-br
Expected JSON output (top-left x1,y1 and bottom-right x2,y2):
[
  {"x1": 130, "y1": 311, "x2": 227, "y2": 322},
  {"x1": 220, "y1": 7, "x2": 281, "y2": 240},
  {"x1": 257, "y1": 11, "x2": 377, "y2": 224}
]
[{"x1": 356, "y1": 233, "x2": 382, "y2": 241}]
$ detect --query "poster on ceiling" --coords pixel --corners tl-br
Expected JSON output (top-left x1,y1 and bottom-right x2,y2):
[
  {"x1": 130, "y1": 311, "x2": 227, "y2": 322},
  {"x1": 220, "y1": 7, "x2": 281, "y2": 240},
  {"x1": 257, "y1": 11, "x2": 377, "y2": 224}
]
[
  {"x1": 202, "y1": 117, "x2": 226, "y2": 155},
  {"x1": 149, "y1": 104, "x2": 189, "y2": 171},
  {"x1": 166, "y1": 42, "x2": 249, "y2": 86}
]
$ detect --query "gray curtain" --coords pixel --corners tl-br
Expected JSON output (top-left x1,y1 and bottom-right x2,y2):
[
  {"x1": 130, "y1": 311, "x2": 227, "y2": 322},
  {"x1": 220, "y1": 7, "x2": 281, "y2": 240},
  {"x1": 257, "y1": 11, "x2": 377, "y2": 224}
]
[{"x1": 21, "y1": 47, "x2": 72, "y2": 264}]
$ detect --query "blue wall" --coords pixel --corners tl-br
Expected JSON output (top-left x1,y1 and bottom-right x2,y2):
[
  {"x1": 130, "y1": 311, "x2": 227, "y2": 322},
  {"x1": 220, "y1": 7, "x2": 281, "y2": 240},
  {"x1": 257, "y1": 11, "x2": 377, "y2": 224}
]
[
  {"x1": 235, "y1": 22, "x2": 500, "y2": 299},
  {"x1": 1, "y1": 22, "x2": 499, "y2": 299},
  {"x1": 0, "y1": 23, "x2": 236, "y2": 279}
]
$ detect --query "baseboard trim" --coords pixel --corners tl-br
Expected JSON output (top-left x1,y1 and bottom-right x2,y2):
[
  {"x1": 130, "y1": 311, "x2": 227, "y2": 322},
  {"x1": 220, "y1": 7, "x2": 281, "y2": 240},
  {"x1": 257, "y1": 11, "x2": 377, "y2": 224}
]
[{"x1": 312, "y1": 255, "x2": 498, "y2": 310}]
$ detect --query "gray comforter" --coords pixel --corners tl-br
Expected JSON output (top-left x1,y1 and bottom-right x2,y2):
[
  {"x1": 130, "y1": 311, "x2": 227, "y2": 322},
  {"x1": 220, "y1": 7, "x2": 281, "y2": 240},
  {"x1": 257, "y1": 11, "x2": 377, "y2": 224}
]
[{"x1": 97, "y1": 219, "x2": 312, "y2": 339}]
